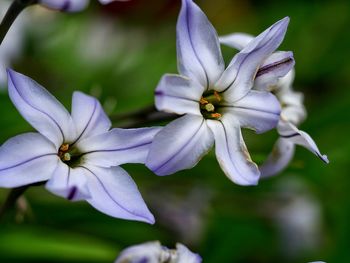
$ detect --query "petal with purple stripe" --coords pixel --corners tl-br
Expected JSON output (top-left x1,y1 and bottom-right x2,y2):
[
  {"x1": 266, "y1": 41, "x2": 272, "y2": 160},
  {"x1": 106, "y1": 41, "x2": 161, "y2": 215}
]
[
  {"x1": 177, "y1": 0, "x2": 224, "y2": 88},
  {"x1": 146, "y1": 114, "x2": 214, "y2": 176},
  {"x1": 155, "y1": 74, "x2": 202, "y2": 116},
  {"x1": 83, "y1": 165, "x2": 154, "y2": 224},
  {"x1": 217, "y1": 17, "x2": 290, "y2": 102},
  {"x1": 46, "y1": 163, "x2": 90, "y2": 201},
  {"x1": 207, "y1": 115, "x2": 260, "y2": 185},
  {"x1": 7, "y1": 69, "x2": 76, "y2": 147},
  {"x1": 0, "y1": 133, "x2": 58, "y2": 187},
  {"x1": 71, "y1": 91, "x2": 111, "y2": 144},
  {"x1": 77, "y1": 127, "x2": 162, "y2": 167}
]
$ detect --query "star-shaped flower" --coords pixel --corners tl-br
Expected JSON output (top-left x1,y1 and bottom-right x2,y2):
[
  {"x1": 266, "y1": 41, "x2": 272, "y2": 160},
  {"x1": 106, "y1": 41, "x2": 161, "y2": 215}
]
[
  {"x1": 220, "y1": 34, "x2": 329, "y2": 176},
  {"x1": 0, "y1": 69, "x2": 161, "y2": 223},
  {"x1": 146, "y1": 0, "x2": 293, "y2": 185}
]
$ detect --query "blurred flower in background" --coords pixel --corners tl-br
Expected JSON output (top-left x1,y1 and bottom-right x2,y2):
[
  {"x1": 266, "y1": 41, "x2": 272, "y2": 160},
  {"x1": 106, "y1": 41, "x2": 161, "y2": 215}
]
[
  {"x1": 0, "y1": 1, "x2": 27, "y2": 89},
  {"x1": 115, "y1": 241, "x2": 202, "y2": 263}
]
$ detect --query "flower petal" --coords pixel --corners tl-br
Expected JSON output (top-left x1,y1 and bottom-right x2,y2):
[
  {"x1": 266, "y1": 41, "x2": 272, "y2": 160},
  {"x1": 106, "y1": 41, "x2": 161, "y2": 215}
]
[
  {"x1": 115, "y1": 241, "x2": 163, "y2": 263},
  {"x1": 219, "y1": 33, "x2": 254, "y2": 50},
  {"x1": 226, "y1": 90, "x2": 281, "y2": 134},
  {"x1": 278, "y1": 121, "x2": 329, "y2": 163},
  {"x1": 39, "y1": 0, "x2": 89, "y2": 12},
  {"x1": 207, "y1": 115, "x2": 260, "y2": 185},
  {"x1": 260, "y1": 138, "x2": 295, "y2": 178},
  {"x1": 254, "y1": 51, "x2": 295, "y2": 91},
  {"x1": 146, "y1": 114, "x2": 214, "y2": 176},
  {"x1": 83, "y1": 165, "x2": 154, "y2": 224},
  {"x1": 7, "y1": 69, "x2": 75, "y2": 147},
  {"x1": 217, "y1": 17, "x2": 290, "y2": 102},
  {"x1": 45, "y1": 163, "x2": 90, "y2": 201},
  {"x1": 176, "y1": 243, "x2": 202, "y2": 263},
  {"x1": 279, "y1": 88, "x2": 307, "y2": 125},
  {"x1": 177, "y1": 0, "x2": 224, "y2": 88},
  {"x1": 0, "y1": 133, "x2": 58, "y2": 187},
  {"x1": 71, "y1": 91, "x2": 111, "y2": 143},
  {"x1": 155, "y1": 74, "x2": 202, "y2": 115},
  {"x1": 77, "y1": 127, "x2": 162, "y2": 167}
]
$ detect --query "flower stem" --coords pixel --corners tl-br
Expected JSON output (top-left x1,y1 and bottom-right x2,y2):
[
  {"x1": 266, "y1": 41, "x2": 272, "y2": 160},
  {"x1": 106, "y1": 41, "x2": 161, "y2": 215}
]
[
  {"x1": 0, "y1": 0, "x2": 37, "y2": 45},
  {"x1": 0, "y1": 182, "x2": 43, "y2": 220},
  {"x1": 111, "y1": 105, "x2": 177, "y2": 128}
]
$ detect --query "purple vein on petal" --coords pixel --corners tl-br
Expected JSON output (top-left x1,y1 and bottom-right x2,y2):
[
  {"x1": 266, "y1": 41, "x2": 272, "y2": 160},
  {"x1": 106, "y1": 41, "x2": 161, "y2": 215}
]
[
  {"x1": 0, "y1": 153, "x2": 57, "y2": 172},
  {"x1": 152, "y1": 118, "x2": 205, "y2": 173},
  {"x1": 8, "y1": 70, "x2": 66, "y2": 142},
  {"x1": 78, "y1": 166, "x2": 149, "y2": 220}
]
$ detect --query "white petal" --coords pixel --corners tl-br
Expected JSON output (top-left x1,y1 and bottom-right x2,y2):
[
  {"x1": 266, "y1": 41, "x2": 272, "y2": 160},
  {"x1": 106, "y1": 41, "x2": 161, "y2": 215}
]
[
  {"x1": 0, "y1": 133, "x2": 58, "y2": 187},
  {"x1": 115, "y1": 241, "x2": 163, "y2": 263},
  {"x1": 7, "y1": 69, "x2": 75, "y2": 147},
  {"x1": 155, "y1": 74, "x2": 202, "y2": 115},
  {"x1": 279, "y1": 89, "x2": 306, "y2": 125},
  {"x1": 219, "y1": 32, "x2": 254, "y2": 50},
  {"x1": 217, "y1": 17, "x2": 290, "y2": 102},
  {"x1": 207, "y1": 115, "x2": 260, "y2": 185},
  {"x1": 254, "y1": 51, "x2": 295, "y2": 91},
  {"x1": 146, "y1": 114, "x2": 214, "y2": 176},
  {"x1": 176, "y1": 243, "x2": 202, "y2": 263},
  {"x1": 228, "y1": 90, "x2": 281, "y2": 133},
  {"x1": 45, "y1": 163, "x2": 90, "y2": 201},
  {"x1": 176, "y1": 0, "x2": 224, "y2": 88},
  {"x1": 77, "y1": 127, "x2": 162, "y2": 167},
  {"x1": 71, "y1": 91, "x2": 111, "y2": 143},
  {"x1": 83, "y1": 165, "x2": 154, "y2": 224},
  {"x1": 277, "y1": 121, "x2": 329, "y2": 163},
  {"x1": 39, "y1": 0, "x2": 89, "y2": 12},
  {"x1": 260, "y1": 138, "x2": 295, "y2": 178}
]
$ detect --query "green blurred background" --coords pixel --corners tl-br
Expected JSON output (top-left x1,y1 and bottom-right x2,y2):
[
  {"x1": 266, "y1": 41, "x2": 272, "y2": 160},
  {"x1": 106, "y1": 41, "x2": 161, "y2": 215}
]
[{"x1": 0, "y1": 0, "x2": 349, "y2": 262}]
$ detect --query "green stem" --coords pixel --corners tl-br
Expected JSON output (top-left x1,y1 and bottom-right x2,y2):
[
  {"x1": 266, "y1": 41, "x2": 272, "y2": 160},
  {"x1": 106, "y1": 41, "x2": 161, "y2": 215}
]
[
  {"x1": 0, "y1": 182, "x2": 43, "y2": 220},
  {"x1": 0, "y1": 0, "x2": 37, "y2": 45},
  {"x1": 112, "y1": 105, "x2": 177, "y2": 128}
]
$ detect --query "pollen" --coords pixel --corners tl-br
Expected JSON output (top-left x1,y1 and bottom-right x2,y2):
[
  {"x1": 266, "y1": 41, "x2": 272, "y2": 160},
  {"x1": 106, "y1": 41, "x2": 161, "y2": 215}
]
[
  {"x1": 211, "y1": 113, "x2": 221, "y2": 118},
  {"x1": 214, "y1": 91, "x2": 221, "y2": 102},
  {"x1": 60, "y1": 144, "x2": 69, "y2": 152},
  {"x1": 200, "y1": 97, "x2": 209, "y2": 105}
]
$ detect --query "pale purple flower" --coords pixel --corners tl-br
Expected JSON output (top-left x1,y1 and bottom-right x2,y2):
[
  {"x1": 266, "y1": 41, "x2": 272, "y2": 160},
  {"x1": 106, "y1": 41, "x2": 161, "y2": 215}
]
[
  {"x1": 220, "y1": 33, "x2": 329, "y2": 177},
  {"x1": 0, "y1": 2, "x2": 27, "y2": 88},
  {"x1": 39, "y1": 0, "x2": 126, "y2": 12},
  {"x1": 115, "y1": 241, "x2": 202, "y2": 263},
  {"x1": 145, "y1": 0, "x2": 291, "y2": 185},
  {"x1": 0, "y1": 69, "x2": 161, "y2": 223}
]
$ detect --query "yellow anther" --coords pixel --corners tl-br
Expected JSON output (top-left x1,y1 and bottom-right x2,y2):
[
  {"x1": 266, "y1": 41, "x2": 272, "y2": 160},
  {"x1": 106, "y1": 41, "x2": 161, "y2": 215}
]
[
  {"x1": 63, "y1": 153, "x2": 71, "y2": 161},
  {"x1": 60, "y1": 144, "x2": 69, "y2": 152},
  {"x1": 200, "y1": 97, "x2": 209, "y2": 105},
  {"x1": 214, "y1": 91, "x2": 221, "y2": 102},
  {"x1": 211, "y1": 113, "x2": 222, "y2": 119},
  {"x1": 205, "y1": 103, "x2": 215, "y2": 112}
]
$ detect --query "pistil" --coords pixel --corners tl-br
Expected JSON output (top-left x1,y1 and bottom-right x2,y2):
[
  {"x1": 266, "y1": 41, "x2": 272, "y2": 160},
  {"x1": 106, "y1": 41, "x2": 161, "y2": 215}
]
[{"x1": 200, "y1": 90, "x2": 223, "y2": 120}]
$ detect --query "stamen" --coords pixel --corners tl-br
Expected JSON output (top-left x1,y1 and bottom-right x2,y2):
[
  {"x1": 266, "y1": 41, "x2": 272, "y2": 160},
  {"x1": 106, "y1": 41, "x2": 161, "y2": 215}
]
[
  {"x1": 63, "y1": 153, "x2": 71, "y2": 161},
  {"x1": 60, "y1": 144, "x2": 69, "y2": 152},
  {"x1": 205, "y1": 103, "x2": 215, "y2": 112},
  {"x1": 200, "y1": 97, "x2": 209, "y2": 105},
  {"x1": 214, "y1": 91, "x2": 221, "y2": 102},
  {"x1": 211, "y1": 113, "x2": 221, "y2": 118}
]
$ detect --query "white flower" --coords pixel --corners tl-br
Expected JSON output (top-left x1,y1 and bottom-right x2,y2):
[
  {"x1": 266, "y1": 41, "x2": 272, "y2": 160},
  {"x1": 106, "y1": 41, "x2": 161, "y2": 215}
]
[
  {"x1": 220, "y1": 33, "x2": 329, "y2": 177},
  {"x1": 115, "y1": 241, "x2": 201, "y2": 263},
  {"x1": 146, "y1": 0, "x2": 292, "y2": 185},
  {"x1": 0, "y1": 69, "x2": 161, "y2": 223},
  {"x1": 39, "y1": 0, "x2": 127, "y2": 12}
]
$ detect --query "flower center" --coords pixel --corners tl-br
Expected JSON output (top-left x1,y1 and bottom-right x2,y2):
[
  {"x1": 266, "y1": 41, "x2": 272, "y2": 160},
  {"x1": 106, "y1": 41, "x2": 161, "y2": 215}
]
[
  {"x1": 200, "y1": 90, "x2": 222, "y2": 119},
  {"x1": 58, "y1": 143, "x2": 83, "y2": 167}
]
